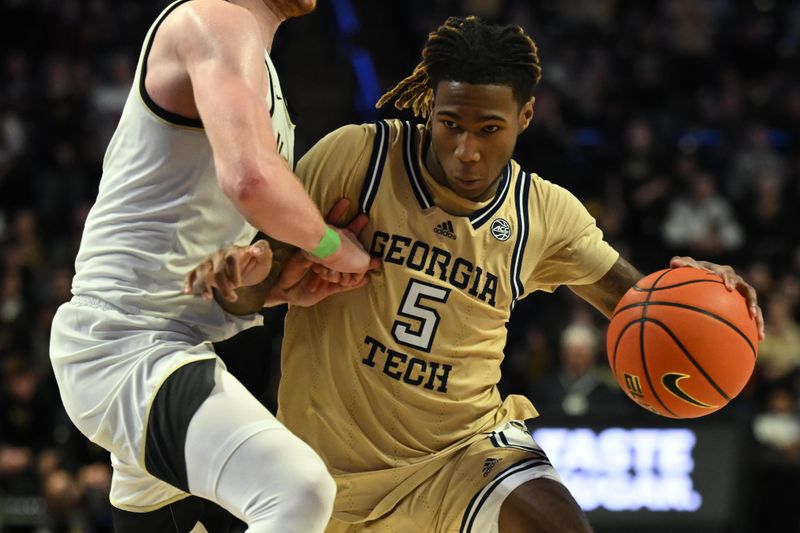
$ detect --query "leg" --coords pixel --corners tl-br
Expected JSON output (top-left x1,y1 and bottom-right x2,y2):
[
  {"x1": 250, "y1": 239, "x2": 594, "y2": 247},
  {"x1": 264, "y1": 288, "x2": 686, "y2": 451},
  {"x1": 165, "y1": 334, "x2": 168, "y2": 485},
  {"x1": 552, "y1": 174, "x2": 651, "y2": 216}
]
[
  {"x1": 498, "y1": 478, "x2": 592, "y2": 533},
  {"x1": 111, "y1": 495, "x2": 234, "y2": 533},
  {"x1": 182, "y1": 367, "x2": 335, "y2": 533}
]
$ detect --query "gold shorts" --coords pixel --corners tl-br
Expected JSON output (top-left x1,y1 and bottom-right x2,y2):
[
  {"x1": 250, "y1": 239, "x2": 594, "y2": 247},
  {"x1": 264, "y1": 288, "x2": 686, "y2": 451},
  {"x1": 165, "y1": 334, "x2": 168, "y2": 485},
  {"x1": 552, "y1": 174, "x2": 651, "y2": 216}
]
[{"x1": 326, "y1": 420, "x2": 563, "y2": 533}]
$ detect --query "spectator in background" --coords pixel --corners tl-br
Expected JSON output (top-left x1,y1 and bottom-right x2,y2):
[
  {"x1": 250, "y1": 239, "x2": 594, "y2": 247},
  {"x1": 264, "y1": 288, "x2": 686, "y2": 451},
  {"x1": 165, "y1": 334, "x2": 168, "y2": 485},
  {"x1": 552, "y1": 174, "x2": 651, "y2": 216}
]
[
  {"x1": 757, "y1": 294, "x2": 800, "y2": 387},
  {"x1": 528, "y1": 323, "x2": 631, "y2": 418},
  {"x1": 0, "y1": 268, "x2": 29, "y2": 354},
  {"x1": 727, "y1": 125, "x2": 787, "y2": 202},
  {"x1": 616, "y1": 118, "x2": 672, "y2": 267},
  {"x1": 0, "y1": 355, "x2": 56, "y2": 497},
  {"x1": 752, "y1": 387, "x2": 800, "y2": 462},
  {"x1": 662, "y1": 171, "x2": 743, "y2": 261},
  {"x1": 740, "y1": 173, "x2": 794, "y2": 271}
]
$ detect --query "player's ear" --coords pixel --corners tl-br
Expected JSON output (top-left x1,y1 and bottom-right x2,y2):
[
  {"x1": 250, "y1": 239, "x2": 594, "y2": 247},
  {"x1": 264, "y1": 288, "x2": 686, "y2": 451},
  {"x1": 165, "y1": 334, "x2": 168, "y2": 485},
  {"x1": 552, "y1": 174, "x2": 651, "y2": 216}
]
[{"x1": 518, "y1": 97, "x2": 534, "y2": 133}]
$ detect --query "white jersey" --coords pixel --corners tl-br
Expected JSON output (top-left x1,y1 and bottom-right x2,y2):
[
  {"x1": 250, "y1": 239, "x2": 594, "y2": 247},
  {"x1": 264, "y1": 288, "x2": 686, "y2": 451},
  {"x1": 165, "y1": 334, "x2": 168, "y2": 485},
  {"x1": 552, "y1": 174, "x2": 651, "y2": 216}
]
[{"x1": 71, "y1": 0, "x2": 295, "y2": 342}]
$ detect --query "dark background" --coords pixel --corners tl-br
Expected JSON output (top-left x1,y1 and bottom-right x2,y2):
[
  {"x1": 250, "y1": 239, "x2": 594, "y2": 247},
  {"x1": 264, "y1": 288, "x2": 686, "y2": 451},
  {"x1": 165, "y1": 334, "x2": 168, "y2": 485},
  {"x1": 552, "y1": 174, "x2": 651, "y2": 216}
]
[{"x1": 2, "y1": 0, "x2": 800, "y2": 531}]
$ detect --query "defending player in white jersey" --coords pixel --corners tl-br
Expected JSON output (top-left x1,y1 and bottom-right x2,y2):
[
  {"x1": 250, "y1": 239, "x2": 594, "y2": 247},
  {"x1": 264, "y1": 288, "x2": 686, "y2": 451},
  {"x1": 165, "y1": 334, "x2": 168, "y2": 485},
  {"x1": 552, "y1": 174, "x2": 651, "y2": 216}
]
[
  {"x1": 188, "y1": 16, "x2": 765, "y2": 533},
  {"x1": 49, "y1": 0, "x2": 375, "y2": 531}
]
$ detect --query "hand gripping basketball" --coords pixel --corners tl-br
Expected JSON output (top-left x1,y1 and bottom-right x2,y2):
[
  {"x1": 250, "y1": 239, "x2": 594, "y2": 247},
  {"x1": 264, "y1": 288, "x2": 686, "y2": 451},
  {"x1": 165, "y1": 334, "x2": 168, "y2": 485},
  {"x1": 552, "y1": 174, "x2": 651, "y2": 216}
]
[{"x1": 606, "y1": 267, "x2": 759, "y2": 418}]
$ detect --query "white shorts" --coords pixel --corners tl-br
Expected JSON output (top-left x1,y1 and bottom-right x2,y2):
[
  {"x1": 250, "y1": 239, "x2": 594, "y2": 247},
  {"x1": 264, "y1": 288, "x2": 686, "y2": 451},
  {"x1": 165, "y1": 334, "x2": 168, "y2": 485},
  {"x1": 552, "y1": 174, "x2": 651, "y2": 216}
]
[{"x1": 50, "y1": 296, "x2": 223, "y2": 509}]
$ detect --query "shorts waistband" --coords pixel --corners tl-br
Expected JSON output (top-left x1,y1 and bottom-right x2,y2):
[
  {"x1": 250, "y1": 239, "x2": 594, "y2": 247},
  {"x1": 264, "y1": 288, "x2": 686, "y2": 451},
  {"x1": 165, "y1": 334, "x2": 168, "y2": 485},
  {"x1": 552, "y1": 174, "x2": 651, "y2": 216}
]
[{"x1": 72, "y1": 294, "x2": 127, "y2": 313}]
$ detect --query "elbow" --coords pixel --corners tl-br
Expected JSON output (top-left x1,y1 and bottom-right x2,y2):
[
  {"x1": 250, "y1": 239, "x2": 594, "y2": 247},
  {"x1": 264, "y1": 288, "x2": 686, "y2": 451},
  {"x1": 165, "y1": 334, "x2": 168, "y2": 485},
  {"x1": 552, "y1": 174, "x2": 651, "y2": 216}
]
[
  {"x1": 219, "y1": 153, "x2": 287, "y2": 205},
  {"x1": 219, "y1": 160, "x2": 269, "y2": 206}
]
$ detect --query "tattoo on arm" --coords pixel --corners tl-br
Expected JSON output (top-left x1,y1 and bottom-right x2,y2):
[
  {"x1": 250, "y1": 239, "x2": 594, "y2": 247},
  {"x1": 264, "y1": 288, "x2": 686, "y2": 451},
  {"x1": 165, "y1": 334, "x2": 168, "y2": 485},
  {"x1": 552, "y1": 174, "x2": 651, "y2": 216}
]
[
  {"x1": 214, "y1": 233, "x2": 297, "y2": 315},
  {"x1": 569, "y1": 257, "x2": 643, "y2": 318}
]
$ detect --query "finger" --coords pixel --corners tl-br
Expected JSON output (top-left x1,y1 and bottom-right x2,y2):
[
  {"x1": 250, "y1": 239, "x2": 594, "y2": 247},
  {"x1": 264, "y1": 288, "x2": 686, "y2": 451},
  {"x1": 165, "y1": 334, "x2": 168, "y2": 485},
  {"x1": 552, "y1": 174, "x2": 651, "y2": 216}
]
[
  {"x1": 213, "y1": 270, "x2": 238, "y2": 302},
  {"x1": 308, "y1": 274, "x2": 324, "y2": 293},
  {"x1": 741, "y1": 283, "x2": 759, "y2": 318},
  {"x1": 368, "y1": 257, "x2": 382, "y2": 272},
  {"x1": 669, "y1": 256, "x2": 690, "y2": 268},
  {"x1": 325, "y1": 198, "x2": 351, "y2": 225},
  {"x1": 224, "y1": 252, "x2": 242, "y2": 287},
  {"x1": 250, "y1": 239, "x2": 271, "y2": 256},
  {"x1": 329, "y1": 274, "x2": 370, "y2": 295},
  {"x1": 312, "y1": 265, "x2": 340, "y2": 282},
  {"x1": 352, "y1": 275, "x2": 370, "y2": 289},
  {"x1": 722, "y1": 272, "x2": 737, "y2": 291},
  {"x1": 346, "y1": 212, "x2": 370, "y2": 236},
  {"x1": 183, "y1": 270, "x2": 197, "y2": 294},
  {"x1": 192, "y1": 262, "x2": 215, "y2": 300},
  {"x1": 756, "y1": 306, "x2": 765, "y2": 341}
]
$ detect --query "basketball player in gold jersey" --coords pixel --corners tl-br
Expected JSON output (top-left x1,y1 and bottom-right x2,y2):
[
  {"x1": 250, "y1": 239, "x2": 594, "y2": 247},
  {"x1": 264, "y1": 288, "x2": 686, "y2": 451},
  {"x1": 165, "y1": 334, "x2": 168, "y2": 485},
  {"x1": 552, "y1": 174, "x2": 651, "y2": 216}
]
[{"x1": 188, "y1": 16, "x2": 764, "y2": 532}]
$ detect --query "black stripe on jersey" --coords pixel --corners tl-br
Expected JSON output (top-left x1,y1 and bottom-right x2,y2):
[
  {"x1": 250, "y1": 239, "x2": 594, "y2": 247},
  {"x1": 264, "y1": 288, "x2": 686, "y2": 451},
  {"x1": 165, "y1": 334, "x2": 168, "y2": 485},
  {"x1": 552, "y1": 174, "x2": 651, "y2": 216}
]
[
  {"x1": 265, "y1": 59, "x2": 275, "y2": 116},
  {"x1": 469, "y1": 163, "x2": 512, "y2": 229},
  {"x1": 510, "y1": 170, "x2": 531, "y2": 307},
  {"x1": 358, "y1": 120, "x2": 390, "y2": 214},
  {"x1": 459, "y1": 458, "x2": 551, "y2": 533},
  {"x1": 402, "y1": 121, "x2": 434, "y2": 210},
  {"x1": 139, "y1": 0, "x2": 204, "y2": 129},
  {"x1": 492, "y1": 430, "x2": 545, "y2": 455}
]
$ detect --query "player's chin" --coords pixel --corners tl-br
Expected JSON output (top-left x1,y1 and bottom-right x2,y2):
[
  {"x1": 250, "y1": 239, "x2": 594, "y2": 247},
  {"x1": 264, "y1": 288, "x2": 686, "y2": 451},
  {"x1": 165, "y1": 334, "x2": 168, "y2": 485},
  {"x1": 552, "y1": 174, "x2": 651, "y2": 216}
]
[{"x1": 285, "y1": 0, "x2": 317, "y2": 17}]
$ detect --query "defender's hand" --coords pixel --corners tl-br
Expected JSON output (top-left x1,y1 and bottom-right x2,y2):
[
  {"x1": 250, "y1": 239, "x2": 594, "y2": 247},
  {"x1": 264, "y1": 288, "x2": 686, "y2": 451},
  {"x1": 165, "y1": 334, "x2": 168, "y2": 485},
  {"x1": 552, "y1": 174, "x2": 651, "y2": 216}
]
[
  {"x1": 670, "y1": 256, "x2": 765, "y2": 340},
  {"x1": 273, "y1": 199, "x2": 379, "y2": 306},
  {"x1": 183, "y1": 240, "x2": 273, "y2": 302}
]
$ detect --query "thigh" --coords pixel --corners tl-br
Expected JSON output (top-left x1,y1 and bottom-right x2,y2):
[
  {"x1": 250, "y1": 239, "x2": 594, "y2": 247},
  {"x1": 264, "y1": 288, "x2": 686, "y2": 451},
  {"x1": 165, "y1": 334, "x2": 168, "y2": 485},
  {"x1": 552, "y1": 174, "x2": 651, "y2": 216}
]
[
  {"x1": 50, "y1": 299, "x2": 218, "y2": 470},
  {"x1": 353, "y1": 420, "x2": 566, "y2": 533},
  {"x1": 182, "y1": 367, "x2": 330, "y2": 508},
  {"x1": 498, "y1": 478, "x2": 592, "y2": 533},
  {"x1": 440, "y1": 420, "x2": 566, "y2": 533}
]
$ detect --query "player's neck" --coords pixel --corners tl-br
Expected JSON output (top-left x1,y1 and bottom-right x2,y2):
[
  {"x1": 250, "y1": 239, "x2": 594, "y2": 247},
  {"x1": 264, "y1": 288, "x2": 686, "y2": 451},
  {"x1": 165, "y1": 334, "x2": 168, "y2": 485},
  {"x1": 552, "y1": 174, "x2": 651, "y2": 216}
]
[{"x1": 231, "y1": 0, "x2": 283, "y2": 51}]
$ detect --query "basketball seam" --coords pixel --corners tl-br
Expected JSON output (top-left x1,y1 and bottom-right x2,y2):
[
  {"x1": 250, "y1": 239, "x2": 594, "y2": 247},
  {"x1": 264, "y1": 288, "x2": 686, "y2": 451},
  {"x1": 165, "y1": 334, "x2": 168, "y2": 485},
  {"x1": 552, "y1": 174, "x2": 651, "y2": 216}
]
[
  {"x1": 632, "y1": 279, "x2": 724, "y2": 292},
  {"x1": 646, "y1": 317, "x2": 732, "y2": 402},
  {"x1": 612, "y1": 301, "x2": 756, "y2": 357},
  {"x1": 639, "y1": 270, "x2": 675, "y2": 417}
]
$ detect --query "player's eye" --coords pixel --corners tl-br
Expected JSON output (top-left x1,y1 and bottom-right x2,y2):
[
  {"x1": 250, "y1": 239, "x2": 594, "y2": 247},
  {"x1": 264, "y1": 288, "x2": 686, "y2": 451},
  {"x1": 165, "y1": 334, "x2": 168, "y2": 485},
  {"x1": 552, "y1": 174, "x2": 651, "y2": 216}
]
[
  {"x1": 441, "y1": 120, "x2": 458, "y2": 129},
  {"x1": 482, "y1": 125, "x2": 500, "y2": 134}
]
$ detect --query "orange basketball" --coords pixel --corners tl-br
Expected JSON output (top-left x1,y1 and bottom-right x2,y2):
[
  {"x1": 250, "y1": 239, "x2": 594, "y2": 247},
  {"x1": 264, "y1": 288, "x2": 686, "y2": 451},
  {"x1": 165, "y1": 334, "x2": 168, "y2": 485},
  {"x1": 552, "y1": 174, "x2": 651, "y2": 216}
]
[{"x1": 606, "y1": 266, "x2": 759, "y2": 418}]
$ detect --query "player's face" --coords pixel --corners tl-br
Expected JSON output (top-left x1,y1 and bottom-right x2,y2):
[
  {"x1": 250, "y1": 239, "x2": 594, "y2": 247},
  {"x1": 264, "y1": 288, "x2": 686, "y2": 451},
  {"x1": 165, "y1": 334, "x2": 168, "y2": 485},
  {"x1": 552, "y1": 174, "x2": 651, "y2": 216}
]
[
  {"x1": 428, "y1": 81, "x2": 533, "y2": 201},
  {"x1": 270, "y1": 0, "x2": 317, "y2": 19}
]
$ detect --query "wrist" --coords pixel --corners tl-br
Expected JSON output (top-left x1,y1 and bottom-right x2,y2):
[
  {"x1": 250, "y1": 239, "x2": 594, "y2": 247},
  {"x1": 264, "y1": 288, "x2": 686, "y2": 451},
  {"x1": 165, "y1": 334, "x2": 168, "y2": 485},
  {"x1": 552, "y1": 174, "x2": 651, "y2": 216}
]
[{"x1": 307, "y1": 225, "x2": 341, "y2": 259}]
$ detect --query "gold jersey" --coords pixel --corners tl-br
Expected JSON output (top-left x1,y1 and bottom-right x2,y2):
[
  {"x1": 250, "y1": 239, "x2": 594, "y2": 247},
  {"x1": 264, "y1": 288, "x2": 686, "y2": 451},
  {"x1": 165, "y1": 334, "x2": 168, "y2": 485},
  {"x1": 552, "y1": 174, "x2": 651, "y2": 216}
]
[{"x1": 277, "y1": 119, "x2": 618, "y2": 522}]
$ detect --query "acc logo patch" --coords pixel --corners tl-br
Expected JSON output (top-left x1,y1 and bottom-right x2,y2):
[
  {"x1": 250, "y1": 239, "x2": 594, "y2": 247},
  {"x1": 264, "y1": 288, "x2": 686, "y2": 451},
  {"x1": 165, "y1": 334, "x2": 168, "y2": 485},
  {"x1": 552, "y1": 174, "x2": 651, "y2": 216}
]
[{"x1": 490, "y1": 218, "x2": 512, "y2": 241}]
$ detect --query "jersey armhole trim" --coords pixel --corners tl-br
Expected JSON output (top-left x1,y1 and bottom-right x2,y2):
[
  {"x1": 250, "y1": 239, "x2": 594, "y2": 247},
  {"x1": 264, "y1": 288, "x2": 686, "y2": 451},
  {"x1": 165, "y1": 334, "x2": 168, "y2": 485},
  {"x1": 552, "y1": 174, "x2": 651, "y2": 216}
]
[
  {"x1": 138, "y1": 0, "x2": 205, "y2": 129},
  {"x1": 358, "y1": 120, "x2": 390, "y2": 214},
  {"x1": 510, "y1": 170, "x2": 532, "y2": 309}
]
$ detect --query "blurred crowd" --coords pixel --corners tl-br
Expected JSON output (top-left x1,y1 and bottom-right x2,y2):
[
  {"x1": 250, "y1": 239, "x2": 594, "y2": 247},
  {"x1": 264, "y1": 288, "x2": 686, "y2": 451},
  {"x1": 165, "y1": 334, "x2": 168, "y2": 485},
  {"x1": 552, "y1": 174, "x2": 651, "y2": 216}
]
[{"x1": 1, "y1": 0, "x2": 800, "y2": 531}]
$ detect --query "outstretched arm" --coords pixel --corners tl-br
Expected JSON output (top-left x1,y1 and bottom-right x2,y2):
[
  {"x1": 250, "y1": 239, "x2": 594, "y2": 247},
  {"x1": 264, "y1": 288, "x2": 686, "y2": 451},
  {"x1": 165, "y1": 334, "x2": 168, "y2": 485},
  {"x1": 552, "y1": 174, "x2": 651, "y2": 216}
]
[{"x1": 569, "y1": 255, "x2": 764, "y2": 339}]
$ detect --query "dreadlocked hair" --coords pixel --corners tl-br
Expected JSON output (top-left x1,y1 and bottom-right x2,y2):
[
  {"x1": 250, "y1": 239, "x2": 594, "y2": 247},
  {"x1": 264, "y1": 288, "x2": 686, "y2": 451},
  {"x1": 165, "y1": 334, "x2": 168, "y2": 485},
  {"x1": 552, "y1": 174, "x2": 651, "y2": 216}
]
[{"x1": 376, "y1": 16, "x2": 542, "y2": 118}]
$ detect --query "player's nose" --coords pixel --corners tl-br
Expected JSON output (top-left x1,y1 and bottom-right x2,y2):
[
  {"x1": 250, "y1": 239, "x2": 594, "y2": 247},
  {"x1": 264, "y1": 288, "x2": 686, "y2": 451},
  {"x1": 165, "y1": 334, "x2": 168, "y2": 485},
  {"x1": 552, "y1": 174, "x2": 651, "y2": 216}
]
[{"x1": 454, "y1": 133, "x2": 480, "y2": 163}]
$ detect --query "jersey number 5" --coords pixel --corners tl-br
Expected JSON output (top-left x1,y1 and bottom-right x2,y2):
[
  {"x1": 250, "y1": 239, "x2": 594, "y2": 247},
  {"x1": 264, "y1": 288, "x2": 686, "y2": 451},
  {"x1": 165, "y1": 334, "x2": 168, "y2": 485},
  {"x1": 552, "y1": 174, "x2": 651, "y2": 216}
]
[{"x1": 392, "y1": 279, "x2": 451, "y2": 353}]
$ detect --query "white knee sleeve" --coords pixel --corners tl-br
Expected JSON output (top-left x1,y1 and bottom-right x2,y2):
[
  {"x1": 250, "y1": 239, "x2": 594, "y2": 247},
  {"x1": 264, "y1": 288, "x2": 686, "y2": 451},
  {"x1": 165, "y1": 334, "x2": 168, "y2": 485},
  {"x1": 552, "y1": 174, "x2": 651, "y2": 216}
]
[{"x1": 184, "y1": 369, "x2": 335, "y2": 532}]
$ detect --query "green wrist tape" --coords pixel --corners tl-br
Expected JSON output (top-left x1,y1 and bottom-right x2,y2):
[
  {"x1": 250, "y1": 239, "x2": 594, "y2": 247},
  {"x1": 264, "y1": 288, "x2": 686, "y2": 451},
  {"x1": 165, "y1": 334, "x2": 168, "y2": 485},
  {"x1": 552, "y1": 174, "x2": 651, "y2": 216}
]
[{"x1": 308, "y1": 226, "x2": 341, "y2": 259}]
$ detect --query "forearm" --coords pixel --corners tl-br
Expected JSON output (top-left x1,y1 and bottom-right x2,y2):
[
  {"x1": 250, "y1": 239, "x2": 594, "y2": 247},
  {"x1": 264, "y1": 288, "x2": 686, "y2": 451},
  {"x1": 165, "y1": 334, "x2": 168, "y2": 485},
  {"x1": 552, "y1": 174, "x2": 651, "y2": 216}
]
[
  {"x1": 222, "y1": 153, "x2": 326, "y2": 253},
  {"x1": 214, "y1": 234, "x2": 296, "y2": 315},
  {"x1": 569, "y1": 257, "x2": 643, "y2": 318},
  {"x1": 214, "y1": 283, "x2": 270, "y2": 315}
]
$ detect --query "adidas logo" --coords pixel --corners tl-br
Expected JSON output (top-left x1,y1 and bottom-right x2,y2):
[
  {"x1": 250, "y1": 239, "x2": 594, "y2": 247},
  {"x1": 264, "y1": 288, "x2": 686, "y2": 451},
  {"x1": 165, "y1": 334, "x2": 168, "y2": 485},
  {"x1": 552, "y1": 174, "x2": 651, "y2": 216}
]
[
  {"x1": 482, "y1": 457, "x2": 502, "y2": 477},
  {"x1": 434, "y1": 220, "x2": 456, "y2": 240}
]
